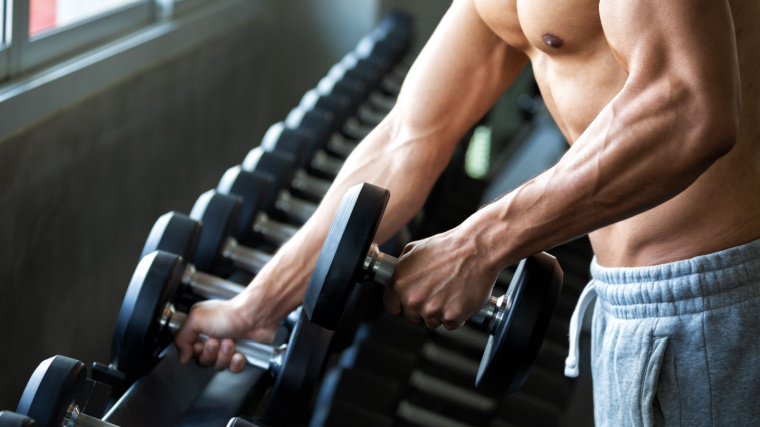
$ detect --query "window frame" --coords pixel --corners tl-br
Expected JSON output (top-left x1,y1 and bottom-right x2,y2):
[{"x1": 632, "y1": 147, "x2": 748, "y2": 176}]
[{"x1": 14, "y1": 0, "x2": 155, "y2": 74}]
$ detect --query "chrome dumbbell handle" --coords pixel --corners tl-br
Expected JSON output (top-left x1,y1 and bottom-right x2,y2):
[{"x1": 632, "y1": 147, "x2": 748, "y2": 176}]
[
  {"x1": 254, "y1": 211, "x2": 299, "y2": 245},
  {"x1": 291, "y1": 170, "x2": 331, "y2": 199},
  {"x1": 363, "y1": 244, "x2": 509, "y2": 333},
  {"x1": 327, "y1": 134, "x2": 358, "y2": 158},
  {"x1": 162, "y1": 304, "x2": 285, "y2": 374},
  {"x1": 221, "y1": 237, "x2": 272, "y2": 275},
  {"x1": 311, "y1": 150, "x2": 344, "y2": 177},
  {"x1": 274, "y1": 191, "x2": 317, "y2": 225},
  {"x1": 182, "y1": 263, "x2": 245, "y2": 300}
]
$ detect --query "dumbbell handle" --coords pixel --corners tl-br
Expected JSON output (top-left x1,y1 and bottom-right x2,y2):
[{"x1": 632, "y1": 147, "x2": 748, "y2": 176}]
[
  {"x1": 254, "y1": 211, "x2": 298, "y2": 245},
  {"x1": 163, "y1": 304, "x2": 286, "y2": 374},
  {"x1": 274, "y1": 190, "x2": 317, "y2": 225},
  {"x1": 222, "y1": 237, "x2": 272, "y2": 275},
  {"x1": 291, "y1": 170, "x2": 331, "y2": 200},
  {"x1": 63, "y1": 404, "x2": 118, "y2": 427},
  {"x1": 311, "y1": 150, "x2": 344, "y2": 177},
  {"x1": 182, "y1": 263, "x2": 245, "y2": 300},
  {"x1": 181, "y1": 264, "x2": 302, "y2": 333},
  {"x1": 363, "y1": 244, "x2": 509, "y2": 333}
]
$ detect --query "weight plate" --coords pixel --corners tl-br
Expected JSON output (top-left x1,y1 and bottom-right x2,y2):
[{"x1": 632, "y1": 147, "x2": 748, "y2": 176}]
[
  {"x1": 261, "y1": 122, "x2": 311, "y2": 170},
  {"x1": 110, "y1": 251, "x2": 184, "y2": 381},
  {"x1": 303, "y1": 183, "x2": 389, "y2": 330},
  {"x1": 475, "y1": 253, "x2": 563, "y2": 395},
  {"x1": 286, "y1": 108, "x2": 336, "y2": 161},
  {"x1": 17, "y1": 355, "x2": 86, "y2": 427},
  {"x1": 190, "y1": 190, "x2": 241, "y2": 274},
  {"x1": 217, "y1": 166, "x2": 273, "y2": 243},
  {"x1": 264, "y1": 309, "x2": 333, "y2": 426},
  {"x1": 241, "y1": 148, "x2": 295, "y2": 212},
  {"x1": 0, "y1": 411, "x2": 36, "y2": 427},
  {"x1": 141, "y1": 212, "x2": 201, "y2": 262}
]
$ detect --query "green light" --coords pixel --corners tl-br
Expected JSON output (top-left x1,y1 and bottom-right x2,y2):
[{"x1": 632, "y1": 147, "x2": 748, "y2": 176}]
[{"x1": 465, "y1": 125, "x2": 491, "y2": 179}]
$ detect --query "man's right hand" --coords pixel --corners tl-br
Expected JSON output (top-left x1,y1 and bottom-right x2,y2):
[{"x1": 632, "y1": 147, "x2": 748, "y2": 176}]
[{"x1": 173, "y1": 289, "x2": 281, "y2": 373}]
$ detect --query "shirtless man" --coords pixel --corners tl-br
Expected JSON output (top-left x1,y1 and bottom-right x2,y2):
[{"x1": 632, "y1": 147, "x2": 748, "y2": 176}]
[{"x1": 176, "y1": 0, "x2": 760, "y2": 424}]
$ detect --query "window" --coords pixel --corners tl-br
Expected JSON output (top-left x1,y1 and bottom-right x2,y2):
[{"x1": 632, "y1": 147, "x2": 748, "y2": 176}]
[
  {"x1": 0, "y1": 0, "x2": 221, "y2": 81},
  {"x1": 30, "y1": 0, "x2": 147, "y2": 36}
]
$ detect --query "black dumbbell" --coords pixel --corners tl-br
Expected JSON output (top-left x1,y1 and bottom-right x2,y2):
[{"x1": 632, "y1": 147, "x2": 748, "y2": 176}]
[
  {"x1": 297, "y1": 86, "x2": 378, "y2": 148},
  {"x1": 261, "y1": 122, "x2": 344, "y2": 179},
  {"x1": 241, "y1": 148, "x2": 326, "y2": 223},
  {"x1": 16, "y1": 356, "x2": 114, "y2": 427},
  {"x1": 142, "y1": 210, "x2": 264, "y2": 300},
  {"x1": 0, "y1": 412, "x2": 36, "y2": 427},
  {"x1": 110, "y1": 251, "x2": 332, "y2": 425},
  {"x1": 143, "y1": 210, "x2": 303, "y2": 335},
  {"x1": 189, "y1": 190, "x2": 277, "y2": 276},
  {"x1": 217, "y1": 166, "x2": 302, "y2": 248},
  {"x1": 317, "y1": 73, "x2": 390, "y2": 134},
  {"x1": 303, "y1": 183, "x2": 564, "y2": 395}
]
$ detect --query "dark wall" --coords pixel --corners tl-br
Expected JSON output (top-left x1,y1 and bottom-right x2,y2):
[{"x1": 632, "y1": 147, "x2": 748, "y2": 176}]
[
  {"x1": 0, "y1": 0, "x2": 449, "y2": 410},
  {"x1": 0, "y1": 20, "x2": 273, "y2": 409}
]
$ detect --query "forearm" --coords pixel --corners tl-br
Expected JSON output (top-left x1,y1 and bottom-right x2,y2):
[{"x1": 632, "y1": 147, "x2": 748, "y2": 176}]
[{"x1": 468, "y1": 77, "x2": 738, "y2": 271}]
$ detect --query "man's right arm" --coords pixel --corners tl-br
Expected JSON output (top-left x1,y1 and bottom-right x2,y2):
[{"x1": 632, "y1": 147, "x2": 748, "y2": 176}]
[{"x1": 174, "y1": 0, "x2": 529, "y2": 367}]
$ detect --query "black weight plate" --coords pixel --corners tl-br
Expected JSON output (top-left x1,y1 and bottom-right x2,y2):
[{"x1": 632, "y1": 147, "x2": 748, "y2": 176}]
[
  {"x1": 141, "y1": 212, "x2": 201, "y2": 261},
  {"x1": 303, "y1": 183, "x2": 389, "y2": 330},
  {"x1": 110, "y1": 251, "x2": 184, "y2": 381},
  {"x1": 264, "y1": 310, "x2": 333, "y2": 426},
  {"x1": 260, "y1": 122, "x2": 311, "y2": 170},
  {"x1": 475, "y1": 252, "x2": 563, "y2": 395},
  {"x1": 190, "y1": 190, "x2": 242, "y2": 274},
  {"x1": 0, "y1": 411, "x2": 36, "y2": 427},
  {"x1": 241, "y1": 148, "x2": 295, "y2": 211},
  {"x1": 300, "y1": 90, "x2": 352, "y2": 128},
  {"x1": 17, "y1": 356, "x2": 86, "y2": 427},
  {"x1": 217, "y1": 166, "x2": 273, "y2": 243},
  {"x1": 286, "y1": 107, "x2": 336, "y2": 157}
]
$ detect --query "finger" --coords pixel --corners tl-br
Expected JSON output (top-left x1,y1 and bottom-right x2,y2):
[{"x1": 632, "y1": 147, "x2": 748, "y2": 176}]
[
  {"x1": 383, "y1": 287, "x2": 402, "y2": 315},
  {"x1": 229, "y1": 353, "x2": 247, "y2": 373},
  {"x1": 442, "y1": 319, "x2": 466, "y2": 331},
  {"x1": 213, "y1": 339, "x2": 236, "y2": 371},
  {"x1": 424, "y1": 318, "x2": 442, "y2": 329},
  {"x1": 197, "y1": 339, "x2": 220, "y2": 367},
  {"x1": 193, "y1": 342, "x2": 204, "y2": 358},
  {"x1": 402, "y1": 307, "x2": 422, "y2": 324},
  {"x1": 175, "y1": 323, "x2": 201, "y2": 364}
]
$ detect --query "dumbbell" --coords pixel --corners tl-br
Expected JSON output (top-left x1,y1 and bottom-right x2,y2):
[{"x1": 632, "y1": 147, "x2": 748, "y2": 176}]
[
  {"x1": 324, "y1": 59, "x2": 397, "y2": 128},
  {"x1": 142, "y1": 211, "x2": 262, "y2": 301},
  {"x1": 303, "y1": 183, "x2": 564, "y2": 395},
  {"x1": 16, "y1": 356, "x2": 115, "y2": 427},
  {"x1": 110, "y1": 250, "x2": 332, "y2": 425},
  {"x1": 241, "y1": 148, "x2": 327, "y2": 223},
  {"x1": 217, "y1": 166, "x2": 303, "y2": 248},
  {"x1": 0, "y1": 412, "x2": 35, "y2": 427},
  {"x1": 143, "y1": 209, "x2": 304, "y2": 338},
  {"x1": 261, "y1": 122, "x2": 344, "y2": 179}
]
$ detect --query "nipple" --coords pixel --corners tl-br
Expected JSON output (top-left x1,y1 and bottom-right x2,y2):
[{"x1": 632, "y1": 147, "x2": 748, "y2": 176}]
[{"x1": 541, "y1": 33, "x2": 564, "y2": 49}]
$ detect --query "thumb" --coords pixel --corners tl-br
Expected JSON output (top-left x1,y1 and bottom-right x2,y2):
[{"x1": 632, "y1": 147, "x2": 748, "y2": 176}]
[{"x1": 174, "y1": 316, "x2": 201, "y2": 364}]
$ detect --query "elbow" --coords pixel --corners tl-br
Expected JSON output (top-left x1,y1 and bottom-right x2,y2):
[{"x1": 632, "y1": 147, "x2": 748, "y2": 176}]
[{"x1": 683, "y1": 96, "x2": 740, "y2": 169}]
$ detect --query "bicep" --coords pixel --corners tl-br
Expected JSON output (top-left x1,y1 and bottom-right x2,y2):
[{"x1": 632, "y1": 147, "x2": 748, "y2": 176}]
[{"x1": 393, "y1": 0, "x2": 528, "y2": 148}]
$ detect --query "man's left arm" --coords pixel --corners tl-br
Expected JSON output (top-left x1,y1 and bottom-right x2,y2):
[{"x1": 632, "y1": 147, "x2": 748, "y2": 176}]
[{"x1": 387, "y1": 0, "x2": 741, "y2": 328}]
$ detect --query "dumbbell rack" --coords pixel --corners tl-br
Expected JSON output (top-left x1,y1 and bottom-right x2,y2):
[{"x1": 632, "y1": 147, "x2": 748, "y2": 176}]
[{"x1": 7, "y1": 10, "x2": 597, "y2": 427}]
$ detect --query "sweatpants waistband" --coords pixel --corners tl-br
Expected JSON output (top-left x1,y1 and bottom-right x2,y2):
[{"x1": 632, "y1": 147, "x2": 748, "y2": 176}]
[{"x1": 591, "y1": 238, "x2": 760, "y2": 319}]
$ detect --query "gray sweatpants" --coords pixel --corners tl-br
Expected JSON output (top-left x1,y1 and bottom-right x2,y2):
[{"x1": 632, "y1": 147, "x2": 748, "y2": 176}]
[{"x1": 586, "y1": 239, "x2": 760, "y2": 426}]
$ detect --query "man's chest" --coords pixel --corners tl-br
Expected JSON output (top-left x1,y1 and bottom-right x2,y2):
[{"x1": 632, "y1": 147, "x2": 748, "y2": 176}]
[{"x1": 473, "y1": 0, "x2": 604, "y2": 55}]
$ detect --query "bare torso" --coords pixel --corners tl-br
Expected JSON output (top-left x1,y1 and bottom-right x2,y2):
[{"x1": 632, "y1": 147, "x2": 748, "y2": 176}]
[{"x1": 474, "y1": 0, "x2": 760, "y2": 267}]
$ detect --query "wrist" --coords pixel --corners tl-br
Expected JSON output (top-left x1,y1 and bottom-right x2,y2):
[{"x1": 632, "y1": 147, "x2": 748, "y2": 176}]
[{"x1": 457, "y1": 201, "x2": 523, "y2": 273}]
